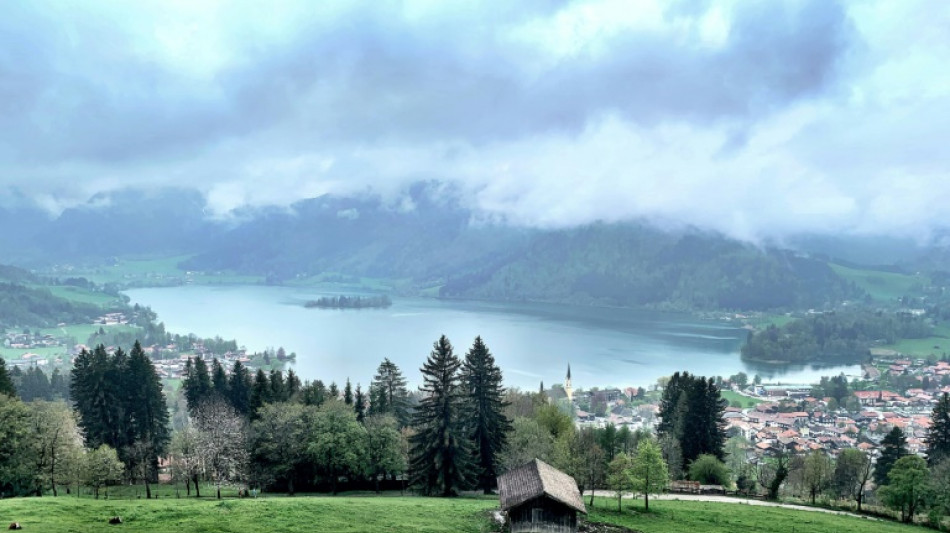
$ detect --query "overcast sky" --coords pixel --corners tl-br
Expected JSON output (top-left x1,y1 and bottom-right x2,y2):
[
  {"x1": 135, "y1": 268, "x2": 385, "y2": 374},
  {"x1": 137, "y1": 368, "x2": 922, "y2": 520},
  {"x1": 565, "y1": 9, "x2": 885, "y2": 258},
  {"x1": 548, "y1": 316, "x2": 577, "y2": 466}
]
[{"x1": 1, "y1": 0, "x2": 948, "y2": 241}]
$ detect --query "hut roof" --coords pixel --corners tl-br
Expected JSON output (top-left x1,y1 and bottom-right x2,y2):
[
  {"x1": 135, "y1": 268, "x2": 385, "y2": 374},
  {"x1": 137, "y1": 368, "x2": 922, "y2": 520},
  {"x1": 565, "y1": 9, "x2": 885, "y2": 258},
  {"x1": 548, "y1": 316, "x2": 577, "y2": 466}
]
[{"x1": 498, "y1": 459, "x2": 586, "y2": 514}]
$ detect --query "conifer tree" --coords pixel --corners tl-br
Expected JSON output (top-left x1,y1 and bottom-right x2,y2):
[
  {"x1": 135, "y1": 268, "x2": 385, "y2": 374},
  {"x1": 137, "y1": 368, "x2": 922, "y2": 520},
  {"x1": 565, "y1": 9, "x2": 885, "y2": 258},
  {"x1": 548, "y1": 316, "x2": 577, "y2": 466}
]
[
  {"x1": 0, "y1": 357, "x2": 16, "y2": 397},
  {"x1": 927, "y1": 392, "x2": 950, "y2": 467},
  {"x1": 329, "y1": 382, "x2": 339, "y2": 400},
  {"x1": 250, "y1": 368, "x2": 270, "y2": 416},
  {"x1": 126, "y1": 341, "x2": 170, "y2": 493},
  {"x1": 354, "y1": 383, "x2": 366, "y2": 423},
  {"x1": 344, "y1": 378, "x2": 354, "y2": 406},
  {"x1": 409, "y1": 335, "x2": 472, "y2": 496},
  {"x1": 370, "y1": 358, "x2": 410, "y2": 426},
  {"x1": 228, "y1": 360, "x2": 252, "y2": 416},
  {"x1": 461, "y1": 336, "x2": 511, "y2": 493},
  {"x1": 269, "y1": 369, "x2": 286, "y2": 402},
  {"x1": 183, "y1": 357, "x2": 212, "y2": 415},
  {"x1": 210, "y1": 358, "x2": 229, "y2": 399},
  {"x1": 875, "y1": 426, "x2": 908, "y2": 485},
  {"x1": 285, "y1": 369, "x2": 301, "y2": 398}
]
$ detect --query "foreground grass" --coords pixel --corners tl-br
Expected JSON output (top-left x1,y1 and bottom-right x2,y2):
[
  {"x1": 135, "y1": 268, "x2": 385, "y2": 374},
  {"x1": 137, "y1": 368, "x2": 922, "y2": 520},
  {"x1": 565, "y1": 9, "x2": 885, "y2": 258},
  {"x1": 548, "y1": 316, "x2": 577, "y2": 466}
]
[
  {"x1": 0, "y1": 495, "x2": 498, "y2": 533},
  {"x1": 587, "y1": 498, "x2": 923, "y2": 533},
  {"x1": 2, "y1": 493, "x2": 937, "y2": 533}
]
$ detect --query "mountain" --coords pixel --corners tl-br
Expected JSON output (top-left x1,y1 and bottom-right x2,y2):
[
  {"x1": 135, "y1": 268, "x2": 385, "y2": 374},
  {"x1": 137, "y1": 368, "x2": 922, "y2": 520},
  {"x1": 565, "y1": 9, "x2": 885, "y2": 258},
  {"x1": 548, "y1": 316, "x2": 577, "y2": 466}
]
[
  {"x1": 0, "y1": 188, "x2": 224, "y2": 265},
  {"x1": 3, "y1": 185, "x2": 869, "y2": 312}
]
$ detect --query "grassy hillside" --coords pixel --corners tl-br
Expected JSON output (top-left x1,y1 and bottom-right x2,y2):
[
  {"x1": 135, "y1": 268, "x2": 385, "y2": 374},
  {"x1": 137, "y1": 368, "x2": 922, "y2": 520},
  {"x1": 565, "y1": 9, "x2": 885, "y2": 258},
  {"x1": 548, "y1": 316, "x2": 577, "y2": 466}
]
[
  {"x1": 829, "y1": 263, "x2": 925, "y2": 302},
  {"x1": 588, "y1": 499, "x2": 924, "y2": 533},
  {"x1": 0, "y1": 494, "x2": 932, "y2": 533}
]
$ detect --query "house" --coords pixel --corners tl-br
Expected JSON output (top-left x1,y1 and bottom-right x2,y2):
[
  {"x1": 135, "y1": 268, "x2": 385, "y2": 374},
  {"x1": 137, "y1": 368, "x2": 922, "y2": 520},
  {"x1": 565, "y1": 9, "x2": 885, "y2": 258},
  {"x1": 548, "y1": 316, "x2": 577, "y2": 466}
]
[{"x1": 498, "y1": 459, "x2": 587, "y2": 533}]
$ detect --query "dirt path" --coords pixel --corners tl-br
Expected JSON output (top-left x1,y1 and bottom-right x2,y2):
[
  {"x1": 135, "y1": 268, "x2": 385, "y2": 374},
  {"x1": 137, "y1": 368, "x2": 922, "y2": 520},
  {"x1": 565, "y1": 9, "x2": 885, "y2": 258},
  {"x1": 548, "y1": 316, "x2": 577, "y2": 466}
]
[{"x1": 588, "y1": 491, "x2": 878, "y2": 520}]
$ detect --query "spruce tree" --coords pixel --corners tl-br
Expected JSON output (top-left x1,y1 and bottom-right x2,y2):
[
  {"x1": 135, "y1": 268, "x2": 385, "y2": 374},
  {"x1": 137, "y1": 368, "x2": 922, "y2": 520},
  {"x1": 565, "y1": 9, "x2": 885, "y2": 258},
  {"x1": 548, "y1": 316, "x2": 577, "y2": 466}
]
[
  {"x1": 329, "y1": 381, "x2": 339, "y2": 400},
  {"x1": 927, "y1": 392, "x2": 950, "y2": 467},
  {"x1": 409, "y1": 335, "x2": 472, "y2": 496},
  {"x1": 0, "y1": 357, "x2": 16, "y2": 397},
  {"x1": 354, "y1": 383, "x2": 366, "y2": 423},
  {"x1": 461, "y1": 336, "x2": 511, "y2": 493},
  {"x1": 371, "y1": 358, "x2": 410, "y2": 426},
  {"x1": 250, "y1": 368, "x2": 270, "y2": 416},
  {"x1": 210, "y1": 358, "x2": 229, "y2": 399},
  {"x1": 183, "y1": 357, "x2": 212, "y2": 414},
  {"x1": 126, "y1": 341, "x2": 170, "y2": 492},
  {"x1": 228, "y1": 360, "x2": 252, "y2": 416},
  {"x1": 344, "y1": 378, "x2": 354, "y2": 405},
  {"x1": 269, "y1": 369, "x2": 286, "y2": 402},
  {"x1": 875, "y1": 426, "x2": 908, "y2": 485},
  {"x1": 285, "y1": 369, "x2": 301, "y2": 398}
]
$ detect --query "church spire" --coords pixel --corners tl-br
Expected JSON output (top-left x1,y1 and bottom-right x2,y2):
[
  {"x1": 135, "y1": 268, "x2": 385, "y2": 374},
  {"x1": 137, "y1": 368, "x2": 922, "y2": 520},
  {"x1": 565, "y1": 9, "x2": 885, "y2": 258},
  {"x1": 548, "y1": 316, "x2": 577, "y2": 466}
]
[{"x1": 564, "y1": 364, "x2": 574, "y2": 404}]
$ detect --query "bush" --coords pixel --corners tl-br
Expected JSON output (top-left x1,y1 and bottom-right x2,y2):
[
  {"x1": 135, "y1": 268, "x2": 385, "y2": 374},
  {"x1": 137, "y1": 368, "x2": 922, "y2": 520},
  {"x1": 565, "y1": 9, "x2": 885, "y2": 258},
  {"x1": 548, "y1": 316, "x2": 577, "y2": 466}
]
[{"x1": 689, "y1": 454, "x2": 730, "y2": 486}]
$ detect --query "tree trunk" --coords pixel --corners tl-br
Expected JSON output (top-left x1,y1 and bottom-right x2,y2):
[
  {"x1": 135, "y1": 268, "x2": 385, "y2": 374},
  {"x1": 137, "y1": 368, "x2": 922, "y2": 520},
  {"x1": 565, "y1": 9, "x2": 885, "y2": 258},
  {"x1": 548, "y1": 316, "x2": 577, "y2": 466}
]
[
  {"x1": 857, "y1": 493, "x2": 863, "y2": 513},
  {"x1": 145, "y1": 479, "x2": 152, "y2": 499},
  {"x1": 217, "y1": 483, "x2": 222, "y2": 500},
  {"x1": 617, "y1": 492, "x2": 622, "y2": 512},
  {"x1": 193, "y1": 475, "x2": 200, "y2": 498},
  {"x1": 645, "y1": 491, "x2": 649, "y2": 512},
  {"x1": 186, "y1": 478, "x2": 191, "y2": 497},
  {"x1": 374, "y1": 474, "x2": 380, "y2": 494},
  {"x1": 288, "y1": 477, "x2": 295, "y2": 496},
  {"x1": 51, "y1": 454, "x2": 58, "y2": 497}
]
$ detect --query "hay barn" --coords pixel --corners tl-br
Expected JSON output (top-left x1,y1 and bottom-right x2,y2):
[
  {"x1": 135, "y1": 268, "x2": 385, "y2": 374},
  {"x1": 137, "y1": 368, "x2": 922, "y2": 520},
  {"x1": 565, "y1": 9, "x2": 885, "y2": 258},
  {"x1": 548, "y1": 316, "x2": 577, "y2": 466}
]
[{"x1": 498, "y1": 459, "x2": 587, "y2": 533}]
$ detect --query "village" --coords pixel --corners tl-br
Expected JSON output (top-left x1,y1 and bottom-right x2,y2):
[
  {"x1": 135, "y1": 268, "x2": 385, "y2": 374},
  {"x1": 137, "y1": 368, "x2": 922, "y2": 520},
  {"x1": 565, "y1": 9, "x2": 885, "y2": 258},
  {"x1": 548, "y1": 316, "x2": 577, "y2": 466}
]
[{"x1": 560, "y1": 355, "x2": 950, "y2": 469}]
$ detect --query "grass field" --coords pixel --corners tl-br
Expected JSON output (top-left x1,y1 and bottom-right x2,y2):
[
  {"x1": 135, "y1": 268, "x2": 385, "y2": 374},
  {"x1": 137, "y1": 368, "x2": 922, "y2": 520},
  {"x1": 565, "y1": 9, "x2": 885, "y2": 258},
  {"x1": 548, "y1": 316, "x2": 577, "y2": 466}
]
[
  {"x1": 586, "y1": 498, "x2": 923, "y2": 533},
  {"x1": 36, "y1": 285, "x2": 125, "y2": 307},
  {"x1": 720, "y1": 389, "x2": 763, "y2": 407},
  {"x1": 830, "y1": 264, "x2": 925, "y2": 302},
  {"x1": 0, "y1": 494, "x2": 497, "y2": 533},
  {"x1": 878, "y1": 324, "x2": 950, "y2": 357},
  {"x1": 0, "y1": 493, "x2": 933, "y2": 533}
]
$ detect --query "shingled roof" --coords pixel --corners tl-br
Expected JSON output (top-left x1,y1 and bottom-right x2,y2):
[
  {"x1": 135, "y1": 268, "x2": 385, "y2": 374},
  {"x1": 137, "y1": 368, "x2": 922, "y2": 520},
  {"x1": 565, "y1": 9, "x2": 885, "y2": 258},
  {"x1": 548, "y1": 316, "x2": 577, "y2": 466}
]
[{"x1": 498, "y1": 459, "x2": 586, "y2": 514}]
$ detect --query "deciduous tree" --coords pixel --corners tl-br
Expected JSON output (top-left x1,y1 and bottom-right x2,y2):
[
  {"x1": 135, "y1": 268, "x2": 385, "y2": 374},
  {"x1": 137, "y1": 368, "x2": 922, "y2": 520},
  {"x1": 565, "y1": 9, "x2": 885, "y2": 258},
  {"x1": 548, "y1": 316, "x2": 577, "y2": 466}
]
[{"x1": 630, "y1": 438, "x2": 669, "y2": 511}]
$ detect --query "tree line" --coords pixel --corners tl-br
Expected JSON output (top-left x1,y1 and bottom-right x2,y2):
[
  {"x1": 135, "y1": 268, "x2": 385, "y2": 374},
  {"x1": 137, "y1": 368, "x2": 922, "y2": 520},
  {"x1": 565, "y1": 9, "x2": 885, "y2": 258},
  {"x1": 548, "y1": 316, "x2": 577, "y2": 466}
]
[{"x1": 741, "y1": 310, "x2": 931, "y2": 364}]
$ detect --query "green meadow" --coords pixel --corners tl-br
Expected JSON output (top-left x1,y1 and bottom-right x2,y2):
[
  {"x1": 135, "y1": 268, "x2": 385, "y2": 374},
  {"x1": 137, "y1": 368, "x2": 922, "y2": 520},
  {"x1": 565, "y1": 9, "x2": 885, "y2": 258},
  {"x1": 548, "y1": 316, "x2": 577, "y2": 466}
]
[{"x1": 0, "y1": 494, "x2": 934, "y2": 533}]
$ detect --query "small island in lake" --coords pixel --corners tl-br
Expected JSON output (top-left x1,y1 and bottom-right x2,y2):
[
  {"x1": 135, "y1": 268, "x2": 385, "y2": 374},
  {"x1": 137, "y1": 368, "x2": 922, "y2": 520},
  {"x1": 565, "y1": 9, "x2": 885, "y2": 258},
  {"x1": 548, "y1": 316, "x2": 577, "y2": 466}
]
[{"x1": 304, "y1": 294, "x2": 392, "y2": 309}]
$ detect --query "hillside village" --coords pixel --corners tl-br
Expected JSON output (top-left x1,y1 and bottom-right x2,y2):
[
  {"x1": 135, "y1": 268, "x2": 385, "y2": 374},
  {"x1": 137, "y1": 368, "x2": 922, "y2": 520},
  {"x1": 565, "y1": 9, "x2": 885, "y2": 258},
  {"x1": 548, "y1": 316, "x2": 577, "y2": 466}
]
[{"x1": 564, "y1": 355, "x2": 950, "y2": 477}]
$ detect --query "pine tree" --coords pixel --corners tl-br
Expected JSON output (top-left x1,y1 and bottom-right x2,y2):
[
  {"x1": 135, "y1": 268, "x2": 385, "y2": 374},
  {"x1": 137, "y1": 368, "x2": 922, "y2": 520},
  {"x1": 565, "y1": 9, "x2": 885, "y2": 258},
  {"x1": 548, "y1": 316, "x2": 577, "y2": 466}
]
[
  {"x1": 370, "y1": 358, "x2": 410, "y2": 426},
  {"x1": 927, "y1": 392, "x2": 950, "y2": 467},
  {"x1": 657, "y1": 372, "x2": 726, "y2": 467},
  {"x1": 461, "y1": 336, "x2": 511, "y2": 493},
  {"x1": 875, "y1": 426, "x2": 908, "y2": 485},
  {"x1": 354, "y1": 383, "x2": 366, "y2": 423},
  {"x1": 0, "y1": 357, "x2": 16, "y2": 397},
  {"x1": 344, "y1": 378, "x2": 354, "y2": 406},
  {"x1": 329, "y1": 382, "x2": 339, "y2": 400},
  {"x1": 409, "y1": 335, "x2": 472, "y2": 496}
]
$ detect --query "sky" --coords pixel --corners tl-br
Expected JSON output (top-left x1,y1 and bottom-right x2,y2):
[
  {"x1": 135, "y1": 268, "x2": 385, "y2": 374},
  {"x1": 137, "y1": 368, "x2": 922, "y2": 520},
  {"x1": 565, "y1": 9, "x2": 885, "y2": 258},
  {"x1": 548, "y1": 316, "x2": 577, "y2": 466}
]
[{"x1": 1, "y1": 0, "x2": 949, "y2": 241}]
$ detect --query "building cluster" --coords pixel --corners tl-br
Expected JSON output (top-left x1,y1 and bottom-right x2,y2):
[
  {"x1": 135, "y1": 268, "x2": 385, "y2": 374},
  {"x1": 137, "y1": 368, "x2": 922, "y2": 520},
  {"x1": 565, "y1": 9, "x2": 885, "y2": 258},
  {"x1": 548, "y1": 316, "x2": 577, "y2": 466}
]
[{"x1": 563, "y1": 356, "x2": 950, "y2": 464}]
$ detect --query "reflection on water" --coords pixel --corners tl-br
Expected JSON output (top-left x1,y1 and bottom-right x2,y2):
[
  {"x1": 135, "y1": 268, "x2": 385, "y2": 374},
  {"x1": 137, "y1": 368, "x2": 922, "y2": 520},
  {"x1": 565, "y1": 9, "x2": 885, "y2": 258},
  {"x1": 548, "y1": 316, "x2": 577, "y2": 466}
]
[{"x1": 125, "y1": 285, "x2": 859, "y2": 389}]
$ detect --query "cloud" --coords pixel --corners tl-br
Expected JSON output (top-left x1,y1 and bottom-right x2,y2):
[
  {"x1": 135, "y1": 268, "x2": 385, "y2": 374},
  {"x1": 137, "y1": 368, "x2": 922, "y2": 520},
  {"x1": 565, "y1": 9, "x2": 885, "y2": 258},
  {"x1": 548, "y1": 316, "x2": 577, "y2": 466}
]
[{"x1": 0, "y1": 0, "x2": 948, "y2": 241}]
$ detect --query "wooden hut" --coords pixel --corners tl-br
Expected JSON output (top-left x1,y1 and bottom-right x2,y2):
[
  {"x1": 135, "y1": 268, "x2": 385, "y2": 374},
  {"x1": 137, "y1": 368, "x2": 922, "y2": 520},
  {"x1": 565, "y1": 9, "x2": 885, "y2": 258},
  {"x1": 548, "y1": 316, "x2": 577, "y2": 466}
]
[{"x1": 498, "y1": 459, "x2": 587, "y2": 533}]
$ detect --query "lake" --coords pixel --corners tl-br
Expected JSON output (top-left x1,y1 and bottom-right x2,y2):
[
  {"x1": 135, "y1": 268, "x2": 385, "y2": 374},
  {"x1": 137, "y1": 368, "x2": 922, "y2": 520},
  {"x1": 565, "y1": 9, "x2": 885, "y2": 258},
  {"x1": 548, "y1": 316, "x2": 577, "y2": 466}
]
[{"x1": 125, "y1": 285, "x2": 860, "y2": 390}]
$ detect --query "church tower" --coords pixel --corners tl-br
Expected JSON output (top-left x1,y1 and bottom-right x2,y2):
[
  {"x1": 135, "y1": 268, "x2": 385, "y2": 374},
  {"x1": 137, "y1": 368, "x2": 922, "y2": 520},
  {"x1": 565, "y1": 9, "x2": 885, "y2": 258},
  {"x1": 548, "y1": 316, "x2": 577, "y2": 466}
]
[{"x1": 564, "y1": 364, "x2": 573, "y2": 404}]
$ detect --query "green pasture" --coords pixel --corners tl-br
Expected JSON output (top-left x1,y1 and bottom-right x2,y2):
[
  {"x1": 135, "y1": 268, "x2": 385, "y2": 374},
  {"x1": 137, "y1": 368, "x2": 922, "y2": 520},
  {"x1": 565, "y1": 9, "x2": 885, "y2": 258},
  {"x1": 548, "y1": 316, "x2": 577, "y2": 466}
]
[{"x1": 830, "y1": 264, "x2": 925, "y2": 302}]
